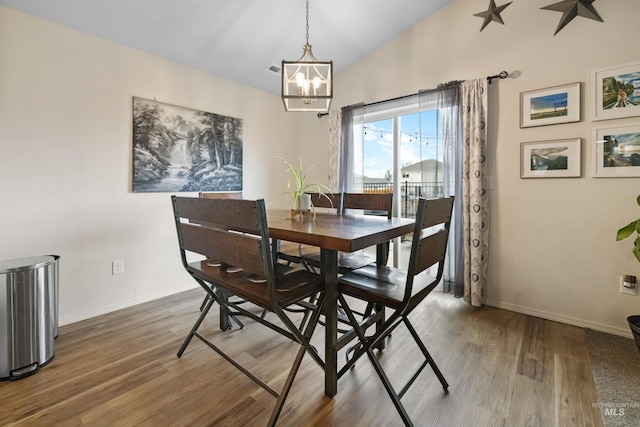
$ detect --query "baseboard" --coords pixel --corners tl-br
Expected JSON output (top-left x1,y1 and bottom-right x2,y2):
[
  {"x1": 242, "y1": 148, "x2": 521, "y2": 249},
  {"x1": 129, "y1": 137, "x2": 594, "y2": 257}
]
[
  {"x1": 59, "y1": 290, "x2": 634, "y2": 339},
  {"x1": 485, "y1": 298, "x2": 633, "y2": 339},
  {"x1": 59, "y1": 284, "x2": 199, "y2": 327}
]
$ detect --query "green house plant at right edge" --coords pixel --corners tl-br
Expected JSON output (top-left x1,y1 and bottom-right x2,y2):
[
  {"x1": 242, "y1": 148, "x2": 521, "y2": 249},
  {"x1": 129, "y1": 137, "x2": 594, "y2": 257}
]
[{"x1": 616, "y1": 193, "x2": 640, "y2": 354}]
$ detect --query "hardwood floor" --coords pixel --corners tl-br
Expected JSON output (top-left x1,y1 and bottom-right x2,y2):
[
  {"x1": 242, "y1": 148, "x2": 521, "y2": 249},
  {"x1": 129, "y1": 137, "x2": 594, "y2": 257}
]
[{"x1": 0, "y1": 289, "x2": 604, "y2": 427}]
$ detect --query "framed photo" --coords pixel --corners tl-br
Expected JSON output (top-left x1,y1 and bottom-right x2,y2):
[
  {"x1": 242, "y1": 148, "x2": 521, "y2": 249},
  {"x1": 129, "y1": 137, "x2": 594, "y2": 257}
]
[
  {"x1": 521, "y1": 138, "x2": 581, "y2": 178},
  {"x1": 592, "y1": 62, "x2": 640, "y2": 121},
  {"x1": 520, "y1": 82, "x2": 581, "y2": 128},
  {"x1": 592, "y1": 123, "x2": 640, "y2": 178}
]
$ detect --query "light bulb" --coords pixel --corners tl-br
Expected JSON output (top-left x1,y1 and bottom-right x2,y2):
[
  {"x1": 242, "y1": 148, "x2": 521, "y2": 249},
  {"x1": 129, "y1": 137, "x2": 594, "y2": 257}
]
[{"x1": 312, "y1": 77, "x2": 321, "y2": 95}]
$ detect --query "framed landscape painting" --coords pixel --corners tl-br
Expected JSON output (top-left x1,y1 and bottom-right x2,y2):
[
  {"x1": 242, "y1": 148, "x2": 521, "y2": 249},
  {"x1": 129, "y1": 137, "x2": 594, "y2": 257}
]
[
  {"x1": 520, "y1": 82, "x2": 581, "y2": 128},
  {"x1": 592, "y1": 62, "x2": 640, "y2": 121},
  {"x1": 132, "y1": 97, "x2": 243, "y2": 193},
  {"x1": 592, "y1": 123, "x2": 640, "y2": 178},
  {"x1": 521, "y1": 138, "x2": 581, "y2": 178}
]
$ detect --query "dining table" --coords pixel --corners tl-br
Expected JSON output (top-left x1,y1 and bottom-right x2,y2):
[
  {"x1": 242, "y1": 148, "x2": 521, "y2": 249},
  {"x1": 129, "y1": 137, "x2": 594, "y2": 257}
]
[{"x1": 265, "y1": 208, "x2": 415, "y2": 398}]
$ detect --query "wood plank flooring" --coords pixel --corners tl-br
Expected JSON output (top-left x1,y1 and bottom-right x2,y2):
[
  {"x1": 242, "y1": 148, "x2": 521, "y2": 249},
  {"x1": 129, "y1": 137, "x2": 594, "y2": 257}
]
[{"x1": 0, "y1": 289, "x2": 604, "y2": 427}]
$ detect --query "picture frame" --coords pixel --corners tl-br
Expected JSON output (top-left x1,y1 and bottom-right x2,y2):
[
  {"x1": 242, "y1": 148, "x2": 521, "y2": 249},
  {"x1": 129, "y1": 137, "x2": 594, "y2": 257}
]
[
  {"x1": 591, "y1": 62, "x2": 640, "y2": 121},
  {"x1": 520, "y1": 138, "x2": 581, "y2": 178},
  {"x1": 520, "y1": 82, "x2": 581, "y2": 128},
  {"x1": 592, "y1": 123, "x2": 640, "y2": 178},
  {"x1": 132, "y1": 97, "x2": 243, "y2": 193}
]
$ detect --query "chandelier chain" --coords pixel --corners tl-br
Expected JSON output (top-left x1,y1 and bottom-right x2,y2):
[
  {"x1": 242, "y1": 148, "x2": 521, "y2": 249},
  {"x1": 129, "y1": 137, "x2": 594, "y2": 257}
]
[{"x1": 305, "y1": 0, "x2": 310, "y2": 45}]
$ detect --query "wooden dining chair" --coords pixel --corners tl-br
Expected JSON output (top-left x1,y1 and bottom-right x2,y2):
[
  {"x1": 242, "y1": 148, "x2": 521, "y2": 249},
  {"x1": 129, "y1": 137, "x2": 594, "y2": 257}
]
[
  {"x1": 298, "y1": 192, "x2": 393, "y2": 336},
  {"x1": 336, "y1": 197, "x2": 454, "y2": 426},
  {"x1": 199, "y1": 191, "x2": 243, "y2": 199},
  {"x1": 302, "y1": 192, "x2": 393, "y2": 273},
  {"x1": 171, "y1": 196, "x2": 326, "y2": 426},
  {"x1": 196, "y1": 191, "x2": 244, "y2": 318}
]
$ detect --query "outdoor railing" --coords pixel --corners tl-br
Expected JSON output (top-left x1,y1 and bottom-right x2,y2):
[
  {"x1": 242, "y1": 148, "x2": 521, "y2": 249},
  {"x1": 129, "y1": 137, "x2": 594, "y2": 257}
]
[{"x1": 363, "y1": 181, "x2": 443, "y2": 218}]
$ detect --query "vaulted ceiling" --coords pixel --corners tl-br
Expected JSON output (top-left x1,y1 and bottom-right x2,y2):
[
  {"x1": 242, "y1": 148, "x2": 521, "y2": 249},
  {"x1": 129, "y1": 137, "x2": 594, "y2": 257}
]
[{"x1": 0, "y1": 0, "x2": 453, "y2": 94}]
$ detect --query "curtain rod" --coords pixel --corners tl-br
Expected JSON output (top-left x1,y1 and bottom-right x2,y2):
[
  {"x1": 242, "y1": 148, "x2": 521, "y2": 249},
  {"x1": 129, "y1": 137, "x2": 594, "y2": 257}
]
[{"x1": 317, "y1": 71, "x2": 509, "y2": 118}]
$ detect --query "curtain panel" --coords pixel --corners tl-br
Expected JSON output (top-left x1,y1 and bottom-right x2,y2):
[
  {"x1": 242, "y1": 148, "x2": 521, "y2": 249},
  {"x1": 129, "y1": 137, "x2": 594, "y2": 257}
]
[
  {"x1": 334, "y1": 79, "x2": 489, "y2": 306},
  {"x1": 419, "y1": 84, "x2": 463, "y2": 295},
  {"x1": 461, "y1": 79, "x2": 489, "y2": 307},
  {"x1": 328, "y1": 110, "x2": 342, "y2": 193},
  {"x1": 337, "y1": 104, "x2": 364, "y2": 193}
]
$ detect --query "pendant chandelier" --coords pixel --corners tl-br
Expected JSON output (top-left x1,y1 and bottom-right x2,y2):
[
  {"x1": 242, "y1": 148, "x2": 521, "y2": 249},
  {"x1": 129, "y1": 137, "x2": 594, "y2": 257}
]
[{"x1": 281, "y1": 0, "x2": 333, "y2": 112}]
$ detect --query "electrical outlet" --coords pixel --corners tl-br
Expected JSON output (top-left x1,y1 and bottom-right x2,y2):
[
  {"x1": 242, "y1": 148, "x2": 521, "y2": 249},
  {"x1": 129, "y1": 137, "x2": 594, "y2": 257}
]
[
  {"x1": 620, "y1": 275, "x2": 637, "y2": 295},
  {"x1": 112, "y1": 260, "x2": 124, "y2": 275}
]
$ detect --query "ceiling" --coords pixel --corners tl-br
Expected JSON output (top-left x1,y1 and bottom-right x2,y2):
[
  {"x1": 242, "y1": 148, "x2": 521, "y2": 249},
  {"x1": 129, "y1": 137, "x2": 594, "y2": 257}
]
[{"x1": 0, "y1": 0, "x2": 453, "y2": 95}]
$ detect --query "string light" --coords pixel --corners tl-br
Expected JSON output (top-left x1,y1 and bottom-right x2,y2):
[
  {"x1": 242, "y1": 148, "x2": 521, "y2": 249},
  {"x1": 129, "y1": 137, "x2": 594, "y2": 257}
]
[{"x1": 363, "y1": 126, "x2": 438, "y2": 145}]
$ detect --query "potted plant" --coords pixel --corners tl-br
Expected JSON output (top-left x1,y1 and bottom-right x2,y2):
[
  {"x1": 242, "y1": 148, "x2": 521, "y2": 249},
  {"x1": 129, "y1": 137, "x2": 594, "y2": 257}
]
[
  {"x1": 616, "y1": 193, "x2": 640, "y2": 354},
  {"x1": 274, "y1": 156, "x2": 332, "y2": 219}
]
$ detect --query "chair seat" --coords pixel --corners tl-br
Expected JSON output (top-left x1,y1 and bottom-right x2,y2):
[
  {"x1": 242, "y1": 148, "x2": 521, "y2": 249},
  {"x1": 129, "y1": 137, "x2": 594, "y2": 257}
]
[
  {"x1": 303, "y1": 251, "x2": 377, "y2": 274},
  {"x1": 188, "y1": 261, "x2": 324, "y2": 308},
  {"x1": 339, "y1": 265, "x2": 438, "y2": 309},
  {"x1": 338, "y1": 252, "x2": 377, "y2": 270},
  {"x1": 276, "y1": 240, "x2": 304, "y2": 264}
]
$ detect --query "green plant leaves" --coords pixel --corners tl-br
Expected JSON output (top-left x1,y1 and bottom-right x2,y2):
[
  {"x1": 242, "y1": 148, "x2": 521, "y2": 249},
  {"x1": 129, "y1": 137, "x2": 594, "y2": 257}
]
[
  {"x1": 274, "y1": 156, "x2": 332, "y2": 213},
  {"x1": 634, "y1": 236, "x2": 640, "y2": 263},
  {"x1": 617, "y1": 195, "x2": 640, "y2": 263},
  {"x1": 617, "y1": 220, "x2": 639, "y2": 241}
]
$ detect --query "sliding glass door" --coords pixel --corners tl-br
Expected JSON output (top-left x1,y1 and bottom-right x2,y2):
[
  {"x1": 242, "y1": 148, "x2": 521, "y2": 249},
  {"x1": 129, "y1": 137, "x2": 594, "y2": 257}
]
[
  {"x1": 339, "y1": 85, "x2": 467, "y2": 294},
  {"x1": 356, "y1": 103, "x2": 444, "y2": 270}
]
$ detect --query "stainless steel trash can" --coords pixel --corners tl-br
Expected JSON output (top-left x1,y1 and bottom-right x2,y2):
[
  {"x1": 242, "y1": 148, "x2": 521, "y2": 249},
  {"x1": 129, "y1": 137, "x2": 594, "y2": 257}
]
[{"x1": 0, "y1": 255, "x2": 59, "y2": 380}]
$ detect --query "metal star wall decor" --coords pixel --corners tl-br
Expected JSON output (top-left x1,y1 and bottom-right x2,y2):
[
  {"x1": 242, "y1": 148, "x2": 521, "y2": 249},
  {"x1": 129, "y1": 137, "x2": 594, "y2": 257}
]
[
  {"x1": 541, "y1": 0, "x2": 603, "y2": 36},
  {"x1": 474, "y1": 0, "x2": 513, "y2": 32}
]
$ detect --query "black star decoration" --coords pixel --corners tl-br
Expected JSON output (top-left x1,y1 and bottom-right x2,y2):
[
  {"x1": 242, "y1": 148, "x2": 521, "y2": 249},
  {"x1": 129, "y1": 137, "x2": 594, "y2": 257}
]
[
  {"x1": 474, "y1": 0, "x2": 513, "y2": 32},
  {"x1": 541, "y1": 0, "x2": 603, "y2": 36}
]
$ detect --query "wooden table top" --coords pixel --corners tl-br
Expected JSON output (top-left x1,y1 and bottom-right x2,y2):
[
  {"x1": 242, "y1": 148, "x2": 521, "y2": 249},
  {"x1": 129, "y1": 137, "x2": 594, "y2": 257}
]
[{"x1": 267, "y1": 209, "x2": 414, "y2": 253}]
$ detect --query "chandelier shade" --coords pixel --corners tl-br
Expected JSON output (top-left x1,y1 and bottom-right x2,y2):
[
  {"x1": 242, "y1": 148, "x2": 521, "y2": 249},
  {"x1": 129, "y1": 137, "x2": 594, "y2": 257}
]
[{"x1": 281, "y1": 0, "x2": 333, "y2": 112}]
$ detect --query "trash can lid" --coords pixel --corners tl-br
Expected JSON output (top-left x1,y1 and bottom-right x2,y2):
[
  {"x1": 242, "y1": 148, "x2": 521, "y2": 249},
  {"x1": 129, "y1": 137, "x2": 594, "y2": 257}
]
[{"x1": 0, "y1": 255, "x2": 57, "y2": 274}]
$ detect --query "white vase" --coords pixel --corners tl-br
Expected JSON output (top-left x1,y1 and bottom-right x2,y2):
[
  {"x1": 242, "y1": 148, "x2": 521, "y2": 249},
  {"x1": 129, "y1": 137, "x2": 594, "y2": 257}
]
[{"x1": 297, "y1": 193, "x2": 311, "y2": 211}]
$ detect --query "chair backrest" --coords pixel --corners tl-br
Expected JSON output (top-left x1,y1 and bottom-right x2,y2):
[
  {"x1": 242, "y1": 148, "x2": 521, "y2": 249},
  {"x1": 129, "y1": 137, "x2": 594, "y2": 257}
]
[
  {"x1": 172, "y1": 196, "x2": 272, "y2": 279},
  {"x1": 308, "y1": 192, "x2": 340, "y2": 210},
  {"x1": 195, "y1": 192, "x2": 243, "y2": 228},
  {"x1": 199, "y1": 191, "x2": 243, "y2": 200},
  {"x1": 341, "y1": 193, "x2": 393, "y2": 219},
  {"x1": 406, "y1": 197, "x2": 454, "y2": 300}
]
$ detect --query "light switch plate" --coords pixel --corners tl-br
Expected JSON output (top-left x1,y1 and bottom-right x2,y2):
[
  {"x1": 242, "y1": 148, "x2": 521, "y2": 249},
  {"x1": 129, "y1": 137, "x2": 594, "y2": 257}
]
[
  {"x1": 620, "y1": 276, "x2": 637, "y2": 295},
  {"x1": 112, "y1": 260, "x2": 124, "y2": 275}
]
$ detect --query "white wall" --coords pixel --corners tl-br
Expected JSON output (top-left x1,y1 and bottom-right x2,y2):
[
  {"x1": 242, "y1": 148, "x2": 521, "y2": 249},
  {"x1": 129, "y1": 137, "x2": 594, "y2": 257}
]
[
  {"x1": 4, "y1": 1, "x2": 639, "y2": 337},
  {"x1": 311, "y1": 0, "x2": 640, "y2": 336},
  {"x1": 0, "y1": 6, "x2": 306, "y2": 325}
]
